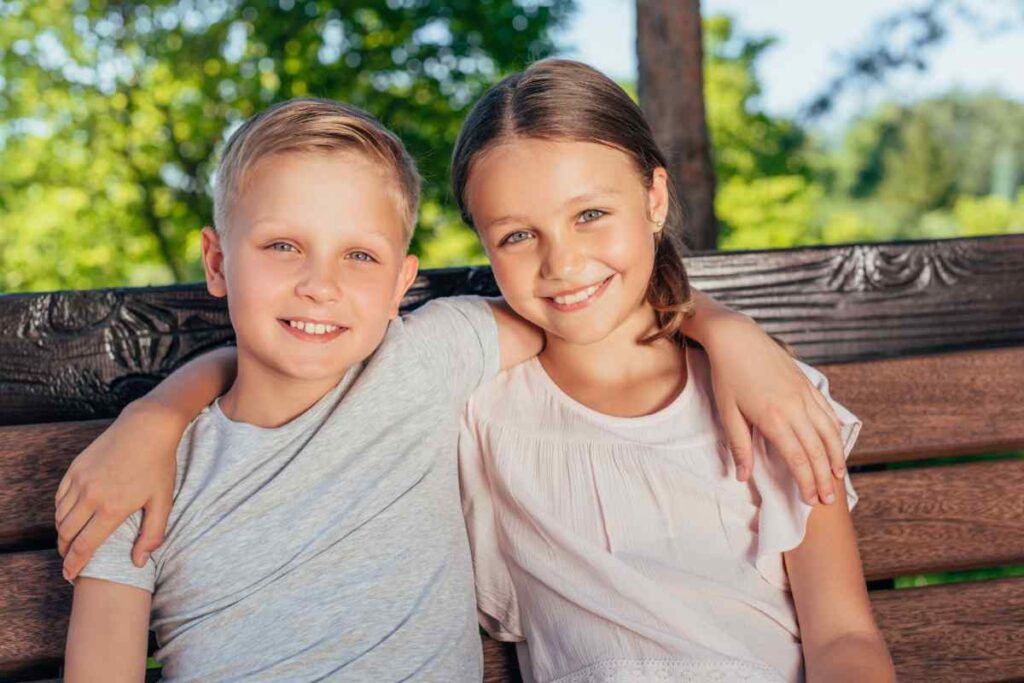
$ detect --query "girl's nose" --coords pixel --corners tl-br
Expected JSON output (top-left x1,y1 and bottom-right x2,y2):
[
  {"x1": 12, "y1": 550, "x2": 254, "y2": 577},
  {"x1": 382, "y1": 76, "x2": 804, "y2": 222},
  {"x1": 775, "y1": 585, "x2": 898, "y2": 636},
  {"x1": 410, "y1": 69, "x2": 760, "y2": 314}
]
[
  {"x1": 541, "y1": 240, "x2": 586, "y2": 280},
  {"x1": 295, "y1": 261, "x2": 342, "y2": 303}
]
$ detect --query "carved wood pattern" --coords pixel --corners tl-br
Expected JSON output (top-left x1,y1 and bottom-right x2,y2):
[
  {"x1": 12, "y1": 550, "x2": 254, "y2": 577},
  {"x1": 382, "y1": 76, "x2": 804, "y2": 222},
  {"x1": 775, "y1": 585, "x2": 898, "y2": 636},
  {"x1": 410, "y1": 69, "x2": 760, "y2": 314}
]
[{"x1": 0, "y1": 234, "x2": 1021, "y2": 427}]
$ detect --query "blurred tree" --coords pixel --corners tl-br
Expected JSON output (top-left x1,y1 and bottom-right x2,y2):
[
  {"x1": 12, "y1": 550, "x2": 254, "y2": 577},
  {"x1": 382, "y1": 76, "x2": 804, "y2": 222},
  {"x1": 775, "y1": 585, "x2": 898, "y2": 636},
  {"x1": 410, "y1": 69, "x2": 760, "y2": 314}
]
[
  {"x1": 838, "y1": 94, "x2": 1024, "y2": 215},
  {"x1": 0, "y1": 0, "x2": 574, "y2": 292},
  {"x1": 636, "y1": 0, "x2": 717, "y2": 251}
]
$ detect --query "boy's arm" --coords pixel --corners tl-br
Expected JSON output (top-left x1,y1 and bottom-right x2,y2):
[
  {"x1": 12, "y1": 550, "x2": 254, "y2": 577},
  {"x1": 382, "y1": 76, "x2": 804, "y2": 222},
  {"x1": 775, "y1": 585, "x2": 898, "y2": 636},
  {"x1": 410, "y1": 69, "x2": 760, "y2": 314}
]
[
  {"x1": 685, "y1": 289, "x2": 847, "y2": 506},
  {"x1": 784, "y1": 483, "x2": 895, "y2": 682},
  {"x1": 487, "y1": 299, "x2": 545, "y2": 371},
  {"x1": 65, "y1": 578, "x2": 152, "y2": 683},
  {"x1": 56, "y1": 346, "x2": 237, "y2": 579}
]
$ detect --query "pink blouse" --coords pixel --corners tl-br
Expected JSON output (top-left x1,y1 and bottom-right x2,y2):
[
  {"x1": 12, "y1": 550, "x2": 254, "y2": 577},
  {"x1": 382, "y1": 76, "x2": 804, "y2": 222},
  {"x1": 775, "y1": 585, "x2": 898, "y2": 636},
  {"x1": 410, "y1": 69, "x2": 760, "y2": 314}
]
[{"x1": 459, "y1": 345, "x2": 860, "y2": 683}]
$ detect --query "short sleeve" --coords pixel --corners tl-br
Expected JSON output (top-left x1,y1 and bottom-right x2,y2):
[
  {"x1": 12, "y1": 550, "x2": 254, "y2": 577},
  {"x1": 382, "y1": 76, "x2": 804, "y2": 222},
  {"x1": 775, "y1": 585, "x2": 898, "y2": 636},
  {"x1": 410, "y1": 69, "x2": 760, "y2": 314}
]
[
  {"x1": 750, "y1": 360, "x2": 861, "y2": 588},
  {"x1": 404, "y1": 296, "x2": 501, "y2": 406},
  {"x1": 457, "y1": 401, "x2": 524, "y2": 642},
  {"x1": 76, "y1": 511, "x2": 156, "y2": 593}
]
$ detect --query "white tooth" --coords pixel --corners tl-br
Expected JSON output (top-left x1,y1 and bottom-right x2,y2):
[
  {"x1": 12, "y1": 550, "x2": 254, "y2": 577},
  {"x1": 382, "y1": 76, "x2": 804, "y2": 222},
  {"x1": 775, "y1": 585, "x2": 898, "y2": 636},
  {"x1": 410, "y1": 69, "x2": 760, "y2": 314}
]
[
  {"x1": 290, "y1": 320, "x2": 298, "y2": 328},
  {"x1": 326, "y1": 324, "x2": 337, "y2": 332},
  {"x1": 299, "y1": 322, "x2": 311, "y2": 332},
  {"x1": 313, "y1": 323, "x2": 324, "y2": 334}
]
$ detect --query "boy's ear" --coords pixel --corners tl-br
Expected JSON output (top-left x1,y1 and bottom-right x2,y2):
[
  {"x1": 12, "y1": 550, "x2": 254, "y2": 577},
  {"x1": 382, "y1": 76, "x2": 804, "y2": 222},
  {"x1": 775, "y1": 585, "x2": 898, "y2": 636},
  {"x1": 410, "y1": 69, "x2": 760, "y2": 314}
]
[
  {"x1": 648, "y1": 167, "x2": 670, "y2": 234},
  {"x1": 390, "y1": 254, "x2": 420, "y2": 319},
  {"x1": 201, "y1": 227, "x2": 228, "y2": 298}
]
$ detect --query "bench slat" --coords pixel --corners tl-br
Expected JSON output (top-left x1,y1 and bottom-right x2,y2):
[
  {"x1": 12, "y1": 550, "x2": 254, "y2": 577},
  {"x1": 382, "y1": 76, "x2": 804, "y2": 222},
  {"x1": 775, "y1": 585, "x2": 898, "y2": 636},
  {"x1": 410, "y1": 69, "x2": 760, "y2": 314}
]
[
  {"x1": 822, "y1": 347, "x2": 1024, "y2": 466},
  {"x1": 871, "y1": 578, "x2": 1024, "y2": 682},
  {"x1": 3, "y1": 235, "x2": 1022, "y2": 427},
  {"x1": 0, "y1": 551, "x2": 71, "y2": 680},
  {"x1": 0, "y1": 420, "x2": 108, "y2": 549},
  {"x1": 853, "y1": 459, "x2": 1024, "y2": 580}
]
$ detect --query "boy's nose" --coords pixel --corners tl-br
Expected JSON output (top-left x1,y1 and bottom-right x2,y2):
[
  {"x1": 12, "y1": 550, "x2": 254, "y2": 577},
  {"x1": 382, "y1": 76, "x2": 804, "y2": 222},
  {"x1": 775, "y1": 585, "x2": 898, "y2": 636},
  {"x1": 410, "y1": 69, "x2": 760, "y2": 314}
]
[{"x1": 295, "y1": 262, "x2": 342, "y2": 303}]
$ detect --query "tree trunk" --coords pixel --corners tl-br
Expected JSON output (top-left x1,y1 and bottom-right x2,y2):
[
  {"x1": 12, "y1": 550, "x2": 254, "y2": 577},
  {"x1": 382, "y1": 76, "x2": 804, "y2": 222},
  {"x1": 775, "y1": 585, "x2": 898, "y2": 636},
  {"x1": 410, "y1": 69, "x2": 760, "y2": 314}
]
[{"x1": 637, "y1": 0, "x2": 718, "y2": 251}]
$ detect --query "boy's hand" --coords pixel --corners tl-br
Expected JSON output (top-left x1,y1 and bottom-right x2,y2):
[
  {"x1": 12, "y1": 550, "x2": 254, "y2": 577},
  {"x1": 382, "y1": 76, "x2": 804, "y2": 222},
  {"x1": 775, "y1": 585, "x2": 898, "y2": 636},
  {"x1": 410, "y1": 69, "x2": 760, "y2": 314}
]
[
  {"x1": 703, "y1": 313, "x2": 846, "y2": 506},
  {"x1": 56, "y1": 399, "x2": 181, "y2": 580}
]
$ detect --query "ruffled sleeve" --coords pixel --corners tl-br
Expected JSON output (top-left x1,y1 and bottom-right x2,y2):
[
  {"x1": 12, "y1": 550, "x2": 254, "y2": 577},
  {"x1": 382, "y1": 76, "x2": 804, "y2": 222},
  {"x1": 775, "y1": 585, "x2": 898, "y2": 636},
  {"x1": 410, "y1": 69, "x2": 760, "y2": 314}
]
[
  {"x1": 750, "y1": 360, "x2": 861, "y2": 589},
  {"x1": 458, "y1": 400, "x2": 524, "y2": 642}
]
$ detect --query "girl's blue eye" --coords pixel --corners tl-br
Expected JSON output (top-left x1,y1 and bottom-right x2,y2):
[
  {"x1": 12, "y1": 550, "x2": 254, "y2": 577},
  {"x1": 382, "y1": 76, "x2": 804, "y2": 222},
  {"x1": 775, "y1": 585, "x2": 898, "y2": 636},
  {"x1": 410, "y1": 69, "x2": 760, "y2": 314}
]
[
  {"x1": 579, "y1": 209, "x2": 605, "y2": 223},
  {"x1": 502, "y1": 230, "x2": 533, "y2": 246},
  {"x1": 268, "y1": 242, "x2": 296, "y2": 252},
  {"x1": 347, "y1": 251, "x2": 376, "y2": 262}
]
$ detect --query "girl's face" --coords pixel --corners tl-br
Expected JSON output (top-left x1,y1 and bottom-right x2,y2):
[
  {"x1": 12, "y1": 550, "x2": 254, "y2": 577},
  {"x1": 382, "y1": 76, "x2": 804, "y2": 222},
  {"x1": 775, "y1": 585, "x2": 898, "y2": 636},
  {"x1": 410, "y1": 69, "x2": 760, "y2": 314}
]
[{"x1": 466, "y1": 138, "x2": 669, "y2": 346}]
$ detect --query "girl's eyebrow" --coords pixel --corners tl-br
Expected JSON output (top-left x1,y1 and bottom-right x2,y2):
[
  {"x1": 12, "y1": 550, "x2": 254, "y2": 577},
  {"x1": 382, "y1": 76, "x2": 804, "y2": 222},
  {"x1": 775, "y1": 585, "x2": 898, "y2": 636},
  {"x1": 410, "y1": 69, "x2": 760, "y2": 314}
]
[
  {"x1": 563, "y1": 188, "x2": 621, "y2": 206},
  {"x1": 481, "y1": 214, "x2": 530, "y2": 232},
  {"x1": 480, "y1": 188, "x2": 622, "y2": 232}
]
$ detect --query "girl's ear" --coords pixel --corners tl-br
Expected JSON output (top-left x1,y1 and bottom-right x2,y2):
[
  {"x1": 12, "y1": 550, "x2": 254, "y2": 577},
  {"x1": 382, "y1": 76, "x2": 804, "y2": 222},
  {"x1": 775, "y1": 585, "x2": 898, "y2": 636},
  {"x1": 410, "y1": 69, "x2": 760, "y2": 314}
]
[
  {"x1": 201, "y1": 227, "x2": 228, "y2": 298},
  {"x1": 648, "y1": 167, "x2": 670, "y2": 234}
]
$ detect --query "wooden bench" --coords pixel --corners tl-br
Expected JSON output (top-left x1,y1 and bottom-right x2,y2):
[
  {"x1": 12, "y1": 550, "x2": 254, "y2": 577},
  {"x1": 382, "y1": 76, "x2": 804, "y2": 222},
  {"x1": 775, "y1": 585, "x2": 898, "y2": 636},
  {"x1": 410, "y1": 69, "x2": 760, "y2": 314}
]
[{"x1": 1, "y1": 234, "x2": 1022, "y2": 682}]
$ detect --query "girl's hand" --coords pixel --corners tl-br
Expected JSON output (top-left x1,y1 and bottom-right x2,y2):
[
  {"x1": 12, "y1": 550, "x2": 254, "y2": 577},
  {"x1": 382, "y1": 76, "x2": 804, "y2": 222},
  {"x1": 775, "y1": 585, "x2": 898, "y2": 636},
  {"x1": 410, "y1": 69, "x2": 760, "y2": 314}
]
[
  {"x1": 55, "y1": 398, "x2": 182, "y2": 580},
  {"x1": 702, "y1": 313, "x2": 846, "y2": 505},
  {"x1": 55, "y1": 346, "x2": 237, "y2": 580}
]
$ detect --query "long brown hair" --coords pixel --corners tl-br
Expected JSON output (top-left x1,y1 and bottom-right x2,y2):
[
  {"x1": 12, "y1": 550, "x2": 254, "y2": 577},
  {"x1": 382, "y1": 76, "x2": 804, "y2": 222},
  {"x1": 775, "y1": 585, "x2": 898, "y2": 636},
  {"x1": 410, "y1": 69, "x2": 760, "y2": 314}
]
[{"x1": 451, "y1": 59, "x2": 694, "y2": 345}]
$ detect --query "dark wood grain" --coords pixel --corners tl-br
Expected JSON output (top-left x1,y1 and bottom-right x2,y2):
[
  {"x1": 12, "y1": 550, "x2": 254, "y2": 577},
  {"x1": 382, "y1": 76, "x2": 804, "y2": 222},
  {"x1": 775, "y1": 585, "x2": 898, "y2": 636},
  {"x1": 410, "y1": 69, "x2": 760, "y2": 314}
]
[
  {"x1": 1, "y1": 235, "x2": 1022, "y2": 426},
  {"x1": 823, "y1": 347, "x2": 1024, "y2": 466},
  {"x1": 0, "y1": 551, "x2": 70, "y2": 680},
  {"x1": 852, "y1": 459, "x2": 1024, "y2": 581},
  {"x1": 871, "y1": 578, "x2": 1024, "y2": 682},
  {"x1": 0, "y1": 421, "x2": 109, "y2": 550},
  {"x1": 482, "y1": 636, "x2": 521, "y2": 683}
]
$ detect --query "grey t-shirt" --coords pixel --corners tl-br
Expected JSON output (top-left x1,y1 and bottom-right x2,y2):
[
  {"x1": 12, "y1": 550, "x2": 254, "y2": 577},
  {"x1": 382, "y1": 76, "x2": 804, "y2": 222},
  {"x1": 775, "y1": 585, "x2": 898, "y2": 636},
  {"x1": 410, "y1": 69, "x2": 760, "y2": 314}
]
[{"x1": 79, "y1": 297, "x2": 500, "y2": 682}]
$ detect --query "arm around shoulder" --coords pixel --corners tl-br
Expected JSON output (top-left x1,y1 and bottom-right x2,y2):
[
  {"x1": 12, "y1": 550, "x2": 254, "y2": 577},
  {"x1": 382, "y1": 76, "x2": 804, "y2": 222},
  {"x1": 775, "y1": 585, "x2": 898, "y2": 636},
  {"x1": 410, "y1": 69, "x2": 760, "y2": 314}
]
[
  {"x1": 783, "y1": 482, "x2": 895, "y2": 683},
  {"x1": 65, "y1": 578, "x2": 152, "y2": 682}
]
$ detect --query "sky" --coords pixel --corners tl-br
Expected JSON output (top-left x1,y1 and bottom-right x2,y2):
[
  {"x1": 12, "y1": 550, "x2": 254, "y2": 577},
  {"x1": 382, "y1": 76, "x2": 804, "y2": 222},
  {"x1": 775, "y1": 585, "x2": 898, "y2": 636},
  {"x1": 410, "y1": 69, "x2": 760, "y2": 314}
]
[{"x1": 556, "y1": 0, "x2": 1024, "y2": 130}]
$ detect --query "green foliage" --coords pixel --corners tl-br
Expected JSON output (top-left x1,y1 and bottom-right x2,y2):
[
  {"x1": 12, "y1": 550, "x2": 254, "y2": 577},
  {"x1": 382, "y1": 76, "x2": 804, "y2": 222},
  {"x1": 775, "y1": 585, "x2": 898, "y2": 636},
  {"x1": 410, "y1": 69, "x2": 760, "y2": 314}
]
[
  {"x1": 0, "y1": 0, "x2": 574, "y2": 291},
  {"x1": 704, "y1": 15, "x2": 1024, "y2": 251}
]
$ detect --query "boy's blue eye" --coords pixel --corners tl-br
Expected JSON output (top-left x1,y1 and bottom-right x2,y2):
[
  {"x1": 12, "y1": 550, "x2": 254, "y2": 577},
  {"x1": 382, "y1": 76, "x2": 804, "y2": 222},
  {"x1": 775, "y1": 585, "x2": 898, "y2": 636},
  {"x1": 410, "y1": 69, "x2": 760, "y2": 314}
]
[
  {"x1": 347, "y1": 251, "x2": 376, "y2": 262},
  {"x1": 501, "y1": 230, "x2": 533, "y2": 246},
  {"x1": 268, "y1": 242, "x2": 297, "y2": 252},
  {"x1": 579, "y1": 209, "x2": 605, "y2": 223}
]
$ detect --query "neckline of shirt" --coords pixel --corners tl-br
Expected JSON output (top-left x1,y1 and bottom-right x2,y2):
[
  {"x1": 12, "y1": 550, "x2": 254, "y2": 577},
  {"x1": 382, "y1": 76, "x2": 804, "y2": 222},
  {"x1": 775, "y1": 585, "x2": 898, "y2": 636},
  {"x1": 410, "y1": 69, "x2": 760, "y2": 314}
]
[{"x1": 525, "y1": 343, "x2": 698, "y2": 428}]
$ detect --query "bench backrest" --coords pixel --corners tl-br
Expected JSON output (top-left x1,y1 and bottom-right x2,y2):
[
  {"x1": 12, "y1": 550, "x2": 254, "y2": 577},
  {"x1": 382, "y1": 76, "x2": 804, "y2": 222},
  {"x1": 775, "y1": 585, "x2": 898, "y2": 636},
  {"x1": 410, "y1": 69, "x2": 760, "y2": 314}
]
[{"x1": 2, "y1": 234, "x2": 1023, "y2": 681}]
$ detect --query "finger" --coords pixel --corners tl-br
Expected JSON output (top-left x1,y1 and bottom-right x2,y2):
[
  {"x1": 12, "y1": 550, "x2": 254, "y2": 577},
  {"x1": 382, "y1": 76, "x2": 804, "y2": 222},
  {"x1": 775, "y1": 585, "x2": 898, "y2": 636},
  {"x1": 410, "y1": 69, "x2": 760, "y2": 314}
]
[
  {"x1": 63, "y1": 513, "x2": 123, "y2": 580},
  {"x1": 55, "y1": 469, "x2": 75, "y2": 507},
  {"x1": 807, "y1": 395, "x2": 847, "y2": 478},
  {"x1": 720, "y1": 404, "x2": 755, "y2": 481},
  {"x1": 806, "y1": 378, "x2": 843, "y2": 432},
  {"x1": 56, "y1": 498, "x2": 95, "y2": 558},
  {"x1": 132, "y1": 496, "x2": 171, "y2": 567},
  {"x1": 761, "y1": 421, "x2": 819, "y2": 505},
  {"x1": 55, "y1": 486, "x2": 80, "y2": 529},
  {"x1": 791, "y1": 417, "x2": 836, "y2": 505}
]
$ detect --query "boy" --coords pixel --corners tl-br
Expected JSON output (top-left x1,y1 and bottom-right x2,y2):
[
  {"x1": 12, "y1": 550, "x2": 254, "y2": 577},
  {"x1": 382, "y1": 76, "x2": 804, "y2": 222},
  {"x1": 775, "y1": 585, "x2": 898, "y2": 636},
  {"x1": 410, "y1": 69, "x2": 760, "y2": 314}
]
[
  {"x1": 64, "y1": 98, "x2": 541, "y2": 681},
  {"x1": 62, "y1": 98, "x2": 846, "y2": 681}
]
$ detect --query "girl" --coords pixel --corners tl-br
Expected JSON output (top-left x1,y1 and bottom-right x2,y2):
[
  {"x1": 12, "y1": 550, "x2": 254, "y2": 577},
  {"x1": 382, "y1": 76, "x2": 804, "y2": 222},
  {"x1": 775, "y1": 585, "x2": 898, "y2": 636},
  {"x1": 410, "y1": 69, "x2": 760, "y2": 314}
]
[{"x1": 452, "y1": 60, "x2": 894, "y2": 682}]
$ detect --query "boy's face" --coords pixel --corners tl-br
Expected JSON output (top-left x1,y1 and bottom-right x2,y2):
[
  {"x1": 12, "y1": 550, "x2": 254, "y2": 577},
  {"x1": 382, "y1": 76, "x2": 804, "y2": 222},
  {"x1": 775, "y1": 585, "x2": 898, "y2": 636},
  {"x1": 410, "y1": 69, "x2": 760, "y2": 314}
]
[{"x1": 202, "y1": 151, "x2": 418, "y2": 385}]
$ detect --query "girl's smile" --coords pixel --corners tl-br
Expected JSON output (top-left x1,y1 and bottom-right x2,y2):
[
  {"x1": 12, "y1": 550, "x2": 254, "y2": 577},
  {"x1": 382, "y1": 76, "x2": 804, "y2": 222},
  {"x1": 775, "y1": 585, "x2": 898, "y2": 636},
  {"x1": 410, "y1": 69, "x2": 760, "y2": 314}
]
[{"x1": 545, "y1": 274, "x2": 615, "y2": 311}]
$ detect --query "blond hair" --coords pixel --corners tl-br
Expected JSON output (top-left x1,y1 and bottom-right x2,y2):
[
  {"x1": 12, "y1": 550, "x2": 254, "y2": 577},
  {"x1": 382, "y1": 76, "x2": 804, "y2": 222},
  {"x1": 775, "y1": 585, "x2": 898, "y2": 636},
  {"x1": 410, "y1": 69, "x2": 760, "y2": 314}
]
[{"x1": 213, "y1": 98, "x2": 420, "y2": 244}]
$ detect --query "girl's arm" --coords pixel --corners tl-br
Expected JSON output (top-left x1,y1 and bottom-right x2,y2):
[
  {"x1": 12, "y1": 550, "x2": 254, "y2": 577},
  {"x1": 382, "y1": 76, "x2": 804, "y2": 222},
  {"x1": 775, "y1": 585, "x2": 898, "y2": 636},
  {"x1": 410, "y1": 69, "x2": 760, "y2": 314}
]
[
  {"x1": 64, "y1": 578, "x2": 152, "y2": 682},
  {"x1": 784, "y1": 482, "x2": 895, "y2": 682},
  {"x1": 56, "y1": 347, "x2": 237, "y2": 579},
  {"x1": 686, "y1": 289, "x2": 847, "y2": 506}
]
